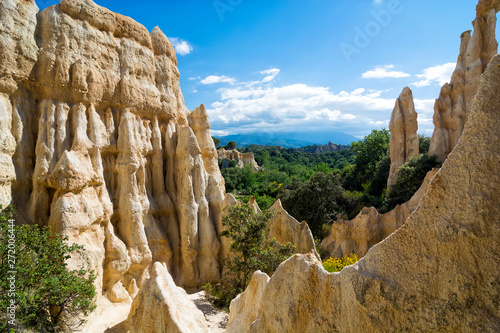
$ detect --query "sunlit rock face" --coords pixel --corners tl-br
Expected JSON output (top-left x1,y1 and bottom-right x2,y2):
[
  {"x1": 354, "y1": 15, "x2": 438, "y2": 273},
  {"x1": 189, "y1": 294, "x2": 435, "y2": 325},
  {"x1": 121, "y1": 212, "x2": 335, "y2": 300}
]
[
  {"x1": 429, "y1": 0, "x2": 500, "y2": 162},
  {"x1": 0, "y1": 0, "x2": 227, "y2": 304},
  {"x1": 387, "y1": 87, "x2": 418, "y2": 188},
  {"x1": 228, "y1": 53, "x2": 500, "y2": 333}
]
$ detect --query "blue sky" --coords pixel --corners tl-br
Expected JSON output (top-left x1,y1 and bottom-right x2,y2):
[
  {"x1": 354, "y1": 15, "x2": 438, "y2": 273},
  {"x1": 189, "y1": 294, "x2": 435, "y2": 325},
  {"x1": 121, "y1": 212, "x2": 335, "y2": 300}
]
[{"x1": 35, "y1": 0, "x2": 497, "y2": 140}]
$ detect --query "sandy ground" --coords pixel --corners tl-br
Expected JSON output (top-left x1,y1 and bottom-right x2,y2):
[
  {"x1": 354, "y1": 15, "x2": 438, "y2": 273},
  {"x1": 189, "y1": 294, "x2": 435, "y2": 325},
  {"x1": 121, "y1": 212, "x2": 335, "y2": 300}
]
[
  {"x1": 78, "y1": 290, "x2": 228, "y2": 332},
  {"x1": 188, "y1": 290, "x2": 229, "y2": 333}
]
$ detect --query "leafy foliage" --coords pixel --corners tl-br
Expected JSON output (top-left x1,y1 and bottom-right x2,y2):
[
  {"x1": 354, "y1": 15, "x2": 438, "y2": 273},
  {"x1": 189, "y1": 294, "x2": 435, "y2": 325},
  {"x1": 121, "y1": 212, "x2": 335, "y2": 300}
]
[
  {"x1": 278, "y1": 172, "x2": 352, "y2": 238},
  {"x1": 385, "y1": 154, "x2": 441, "y2": 211},
  {"x1": 204, "y1": 204, "x2": 295, "y2": 310},
  {"x1": 323, "y1": 253, "x2": 358, "y2": 273},
  {"x1": 0, "y1": 206, "x2": 96, "y2": 332},
  {"x1": 212, "y1": 136, "x2": 221, "y2": 148},
  {"x1": 225, "y1": 141, "x2": 237, "y2": 150},
  {"x1": 343, "y1": 129, "x2": 390, "y2": 191},
  {"x1": 418, "y1": 134, "x2": 431, "y2": 154}
]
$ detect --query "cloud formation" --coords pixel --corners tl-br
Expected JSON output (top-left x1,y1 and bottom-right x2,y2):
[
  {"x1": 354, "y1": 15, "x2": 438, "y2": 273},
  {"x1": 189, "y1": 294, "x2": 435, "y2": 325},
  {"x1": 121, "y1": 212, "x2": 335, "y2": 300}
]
[
  {"x1": 200, "y1": 75, "x2": 236, "y2": 85},
  {"x1": 411, "y1": 63, "x2": 455, "y2": 87},
  {"x1": 260, "y1": 68, "x2": 280, "y2": 83},
  {"x1": 362, "y1": 65, "x2": 410, "y2": 79},
  {"x1": 200, "y1": 67, "x2": 438, "y2": 138},
  {"x1": 169, "y1": 37, "x2": 193, "y2": 56}
]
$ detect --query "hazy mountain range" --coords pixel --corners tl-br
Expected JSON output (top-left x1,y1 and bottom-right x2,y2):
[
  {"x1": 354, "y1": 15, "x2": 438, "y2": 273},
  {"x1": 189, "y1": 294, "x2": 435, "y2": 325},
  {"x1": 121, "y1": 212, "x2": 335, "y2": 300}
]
[{"x1": 217, "y1": 131, "x2": 358, "y2": 148}]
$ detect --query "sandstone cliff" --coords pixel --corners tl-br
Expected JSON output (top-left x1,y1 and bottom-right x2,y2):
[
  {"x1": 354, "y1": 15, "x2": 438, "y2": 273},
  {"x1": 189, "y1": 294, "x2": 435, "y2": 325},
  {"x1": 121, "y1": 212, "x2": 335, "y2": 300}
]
[
  {"x1": 387, "y1": 87, "x2": 419, "y2": 187},
  {"x1": 218, "y1": 148, "x2": 261, "y2": 171},
  {"x1": 429, "y1": 0, "x2": 500, "y2": 162},
  {"x1": 228, "y1": 53, "x2": 500, "y2": 333},
  {"x1": 0, "y1": 0, "x2": 227, "y2": 305},
  {"x1": 320, "y1": 169, "x2": 437, "y2": 260}
]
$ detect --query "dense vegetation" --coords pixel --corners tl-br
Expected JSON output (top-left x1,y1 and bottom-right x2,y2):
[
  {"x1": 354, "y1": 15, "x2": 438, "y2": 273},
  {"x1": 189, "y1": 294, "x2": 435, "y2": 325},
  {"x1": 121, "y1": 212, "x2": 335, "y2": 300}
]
[
  {"x1": 203, "y1": 204, "x2": 295, "y2": 310},
  {"x1": 0, "y1": 206, "x2": 96, "y2": 332},
  {"x1": 216, "y1": 130, "x2": 440, "y2": 239}
]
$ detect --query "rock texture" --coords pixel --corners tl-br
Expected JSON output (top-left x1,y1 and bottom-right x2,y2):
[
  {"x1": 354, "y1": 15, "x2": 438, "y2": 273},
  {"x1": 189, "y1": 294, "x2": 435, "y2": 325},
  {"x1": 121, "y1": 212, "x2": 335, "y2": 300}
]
[
  {"x1": 226, "y1": 271, "x2": 270, "y2": 333},
  {"x1": 218, "y1": 149, "x2": 261, "y2": 171},
  {"x1": 267, "y1": 200, "x2": 320, "y2": 260},
  {"x1": 128, "y1": 262, "x2": 209, "y2": 333},
  {"x1": 228, "y1": 53, "x2": 500, "y2": 333},
  {"x1": 387, "y1": 87, "x2": 419, "y2": 187},
  {"x1": 320, "y1": 169, "x2": 437, "y2": 260},
  {"x1": 0, "y1": 0, "x2": 228, "y2": 305},
  {"x1": 429, "y1": 0, "x2": 500, "y2": 162}
]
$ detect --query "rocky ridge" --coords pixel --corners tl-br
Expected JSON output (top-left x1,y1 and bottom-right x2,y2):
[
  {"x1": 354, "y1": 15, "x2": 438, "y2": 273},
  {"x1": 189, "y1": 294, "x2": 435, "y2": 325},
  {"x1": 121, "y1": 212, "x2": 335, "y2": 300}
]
[
  {"x1": 228, "y1": 51, "x2": 500, "y2": 333},
  {"x1": 0, "y1": 0, "x2": 227, "y2": 305},
  {"x1": 429, "y1": 0, "x2": 500, "y2": 161},
  {"x1": 217, "y1": 148, "x2": 261, "y2": 171}
]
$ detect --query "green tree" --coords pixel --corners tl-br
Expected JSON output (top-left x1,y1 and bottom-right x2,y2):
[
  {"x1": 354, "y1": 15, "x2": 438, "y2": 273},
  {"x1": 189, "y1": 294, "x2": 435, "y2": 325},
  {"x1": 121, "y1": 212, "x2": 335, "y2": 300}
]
[
  {"x1": 225, "y1": 141, "x2": 237, "y2": 150},
  {"x1": 385, "y1": 154, "x2": 441, "y2": 211},
  {"x1": 212, "y1": 136, "x2": 221, "y2": 148},
  {"x1": 418, "y1": 134, "x2": 431, "y2": 154},
  {"x1": 204, "y1": 204, "x2": 294, "y2": 309},
  {"x1": 344, "y1": 129, "x2": 390, "y2": 191},
  {"x1": 279, "y1": 172, "x2": 350, "y2": 238},
  {"x1": 0, "y1": 206, "x2": 96, "y2": 332}
]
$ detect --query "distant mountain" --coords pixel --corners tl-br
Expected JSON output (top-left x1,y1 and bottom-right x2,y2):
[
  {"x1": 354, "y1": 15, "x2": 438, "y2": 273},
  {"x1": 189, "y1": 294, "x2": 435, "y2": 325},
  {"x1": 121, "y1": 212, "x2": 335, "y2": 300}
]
[{"x1": 216, "y1": 131, "x2": 358, "y2": 148}]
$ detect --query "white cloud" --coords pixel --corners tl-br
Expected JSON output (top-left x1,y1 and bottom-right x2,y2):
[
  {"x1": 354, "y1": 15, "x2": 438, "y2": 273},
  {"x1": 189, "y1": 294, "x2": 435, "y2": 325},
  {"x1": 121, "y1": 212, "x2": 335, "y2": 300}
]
[
  {"x1": 411, "y1": 63, "x2": 455, "y2": 87},
  {"x1": 200, "y1": 75, "x2": 236, "y2": 85},
  {"x1": 362, "y1": 65, "x2": 411, "y2": 79},
  {"x1": 193, "y1": 89, "x2": 198, "y2": 93},
  {"x1": 206, "y1": 81, "x2": 398, "y2": 137},
  {"x1": 169, "y1": 37, "x2": 193, "y2": 56},
  {"x1": 260, "y1": 68, "x2": 280, "y2": 83}
]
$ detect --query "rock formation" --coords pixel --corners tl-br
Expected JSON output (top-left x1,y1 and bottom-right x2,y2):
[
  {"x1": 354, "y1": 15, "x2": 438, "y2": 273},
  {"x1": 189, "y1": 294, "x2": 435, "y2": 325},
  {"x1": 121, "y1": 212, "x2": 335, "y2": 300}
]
[
  {"x1": 128, "y1": 262, "x2": 209, "y2": 333},
  {"x1": 226, "y1": 271, "x2": 270, "y2": 333},
  {"x1": 218, "y1": 148, "x2": 261, "y2": 171},
  {"x1": 429, "y1": 0, "x2": 500, "y2": 162},
  {"x1": 0, "y1": 0, "x2": 228, "y2": 307},
  {"x1": 267, "y1": 200, "x2": 320, "y2": 260},
  {"x1": 228, "y1": 53, "x2": 500, "y2": 333},
  {"x1": 387, "y1": 87, "x2": 419, "y2": 187},
  {"x1": 231, "y1": 197, "x2": 319, "y2": 259},
  {"x1": 320, "y1": 169, "x2": 437, "y2": 259}
]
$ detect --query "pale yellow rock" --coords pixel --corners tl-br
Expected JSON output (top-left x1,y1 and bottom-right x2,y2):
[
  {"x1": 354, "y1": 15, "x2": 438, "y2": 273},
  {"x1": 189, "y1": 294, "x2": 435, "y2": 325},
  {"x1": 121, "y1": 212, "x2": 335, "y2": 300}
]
[
  {"x1": 0, "y1": 0, "x2": 228, "y2": 309},
  {"x1": 429, "y1": 0, "x2": 500, "y2": 162},
  {"x1": 218, "y1": 148, "x2": 262, "y2": 171},
  {"x1": 320, "y1": 169, "x2": 438, "y2": 259},
  {"x1": 226, "y1": 271, "x2": 270, "y2": 333},
  {"x1": 230, "y1": 53, "x2": 500, "y2": 333},
  {"x1": 387, "y1": 87, "x2": 418, "y2": 187},
  {"x1": 128, "y1": 262, "x2": 209, "y2": 333},
  {"x1": 267, "y1": 200, "x2": 320, "y2": 260}
]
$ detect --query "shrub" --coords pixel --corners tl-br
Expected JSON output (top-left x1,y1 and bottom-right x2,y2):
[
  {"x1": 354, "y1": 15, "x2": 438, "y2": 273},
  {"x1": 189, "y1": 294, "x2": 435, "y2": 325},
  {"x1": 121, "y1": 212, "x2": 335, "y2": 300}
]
[
  {"x1": 385, "y1": 153, "x2": 441, "y2": 211},
  {"x1": 323, "y1": 253, "x2": 358, "y2": 273},
  {"x1": 204, "y1": 204, "x2": 295, "y2": 310},
  {"x1": 0, "y1": 205, "x2": 96, "y2": 332}
]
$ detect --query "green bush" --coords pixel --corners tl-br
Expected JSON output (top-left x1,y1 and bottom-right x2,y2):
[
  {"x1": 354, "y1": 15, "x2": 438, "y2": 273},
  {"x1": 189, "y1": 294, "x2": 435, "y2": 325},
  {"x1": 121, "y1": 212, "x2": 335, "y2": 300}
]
[
  {"x1": 279, "y1": 172, "x2": 351, "y2": 238},
  {"x1": 385, "y1": 154, "x2": 441, "y2": 211},
  {"x1": 204, "y1": 204, "x2": 295, "y2": 310},
  {"x1": 0, "y1": 205, "x2": 96, "y2": 332}
]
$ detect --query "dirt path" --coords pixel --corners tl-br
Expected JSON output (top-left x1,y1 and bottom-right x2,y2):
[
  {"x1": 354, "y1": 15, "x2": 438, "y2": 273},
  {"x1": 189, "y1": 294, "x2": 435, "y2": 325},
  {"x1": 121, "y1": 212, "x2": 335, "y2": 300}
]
[{"x1": 188, "y1": 290, "x2": 229, "y2": 333}]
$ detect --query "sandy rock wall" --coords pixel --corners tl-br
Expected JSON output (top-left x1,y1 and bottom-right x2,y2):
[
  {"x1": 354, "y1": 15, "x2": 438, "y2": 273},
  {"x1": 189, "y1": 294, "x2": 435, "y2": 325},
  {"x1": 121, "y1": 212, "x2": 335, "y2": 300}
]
[
  {"x1": 228, "y1": 52, "x2": 500, "y2": 333},
  {"x1": 387, "y1": 87, "x2": 418, "y2": 187},
  {"x1": 429, "y1": 0, "x2": 500, "y2": 162},
  {"x1": 0, "y1": 0, "x2": 227, "y2": 304},
  {"x1": 218, "y1": 148, "x2": 262, "y2": 171},
  {"x1": 320, "y1": 169, "x2": 437, "y2": 260}
]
